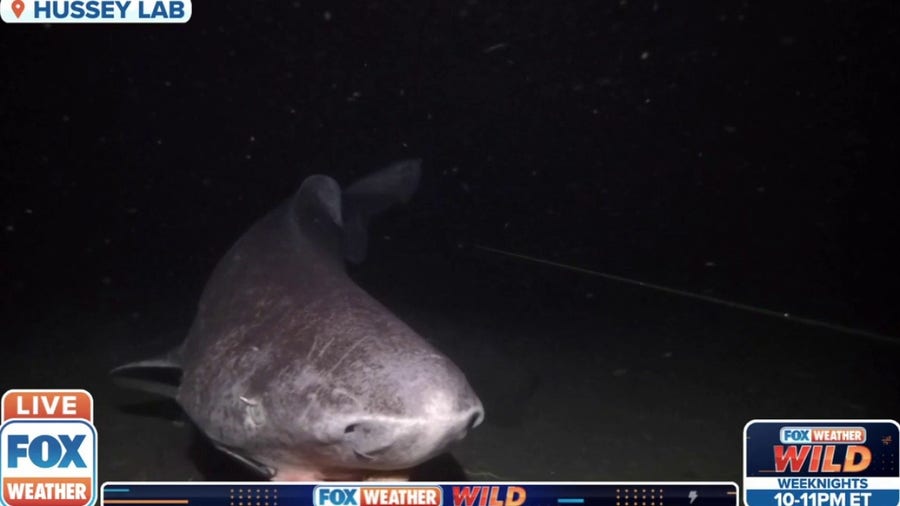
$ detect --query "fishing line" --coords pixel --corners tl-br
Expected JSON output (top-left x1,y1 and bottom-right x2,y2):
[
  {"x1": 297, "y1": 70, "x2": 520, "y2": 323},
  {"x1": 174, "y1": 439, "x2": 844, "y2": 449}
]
[{"x1": 472, "y1": 243, "x2": 899, "y2": 346}]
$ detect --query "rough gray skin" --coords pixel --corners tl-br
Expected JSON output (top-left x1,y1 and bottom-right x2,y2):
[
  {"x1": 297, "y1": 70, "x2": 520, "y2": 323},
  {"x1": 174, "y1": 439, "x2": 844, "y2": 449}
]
[{"x1": 115, "y1": 160, "x2": 484, "y2": 480}]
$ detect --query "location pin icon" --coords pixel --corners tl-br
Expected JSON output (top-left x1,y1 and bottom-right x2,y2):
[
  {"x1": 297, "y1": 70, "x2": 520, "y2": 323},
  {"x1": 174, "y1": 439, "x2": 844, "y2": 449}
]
[{"x1": 11, "y1": 0, "x2": 25, "y2": 18}]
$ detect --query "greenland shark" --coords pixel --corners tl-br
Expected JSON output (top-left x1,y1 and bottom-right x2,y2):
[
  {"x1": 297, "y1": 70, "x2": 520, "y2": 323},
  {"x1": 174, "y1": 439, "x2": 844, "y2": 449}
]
[{"x1": 112, "y1": 159, "x2": 484, "y2": 481}]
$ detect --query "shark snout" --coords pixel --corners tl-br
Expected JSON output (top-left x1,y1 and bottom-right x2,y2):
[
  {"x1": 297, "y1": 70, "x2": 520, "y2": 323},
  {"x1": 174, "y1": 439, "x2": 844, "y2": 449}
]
[
  {"x1": 320, "y1": 347, "x2": 485, "y2": 469},
  {"x1": 339, "y1": 401, "x2": 484, "y2": 467}
]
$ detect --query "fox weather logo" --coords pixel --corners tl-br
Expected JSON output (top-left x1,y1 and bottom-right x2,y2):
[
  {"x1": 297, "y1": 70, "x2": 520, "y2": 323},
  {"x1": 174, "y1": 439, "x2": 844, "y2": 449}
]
[
  {"x1": 0, "y1": 0, "x2": 191, "y2": 23},
  {"x1": 0, "y1": 390, "x2": 98, "y2": 506}
]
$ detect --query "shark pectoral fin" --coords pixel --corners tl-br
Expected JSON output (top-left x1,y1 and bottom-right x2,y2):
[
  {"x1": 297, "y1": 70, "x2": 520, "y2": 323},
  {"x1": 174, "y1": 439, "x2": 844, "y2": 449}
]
[
  {"x1": 342, "y1": 159, "x2": 422, "y2": 264},
  {"x1": 110, "y1": 375, "x2": 179, "y2": 399},
  {"x1": 209, "y1": 441, "x2": 277, "y2": 479},
  {"x1": 110, "y1": 350, "x2": 183, "y2": 399}
]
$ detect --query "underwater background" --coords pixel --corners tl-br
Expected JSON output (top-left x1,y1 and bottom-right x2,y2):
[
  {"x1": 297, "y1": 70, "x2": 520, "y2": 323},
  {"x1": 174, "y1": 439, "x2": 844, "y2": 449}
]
[{"x1": 2, "y1": 0, "x2": 899, "y2": 482}]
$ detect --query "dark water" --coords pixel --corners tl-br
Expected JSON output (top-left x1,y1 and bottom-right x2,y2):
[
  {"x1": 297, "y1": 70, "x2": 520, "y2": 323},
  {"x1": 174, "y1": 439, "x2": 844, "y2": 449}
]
[{"x1": 2, "y1": 0, "x2": 899, "y2": 483}]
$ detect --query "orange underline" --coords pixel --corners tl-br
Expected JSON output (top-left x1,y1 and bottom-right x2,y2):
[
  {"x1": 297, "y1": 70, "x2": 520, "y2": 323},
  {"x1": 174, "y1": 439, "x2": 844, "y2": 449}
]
[{"x1": 104, "y1": 500, "x2": 189, "y2": 504}]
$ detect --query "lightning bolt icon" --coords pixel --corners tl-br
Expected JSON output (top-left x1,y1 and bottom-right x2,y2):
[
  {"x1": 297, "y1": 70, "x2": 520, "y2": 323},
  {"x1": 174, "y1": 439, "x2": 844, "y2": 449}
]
[{"x1": 688, "y1": 491, "x2": 698, "y2": 504}]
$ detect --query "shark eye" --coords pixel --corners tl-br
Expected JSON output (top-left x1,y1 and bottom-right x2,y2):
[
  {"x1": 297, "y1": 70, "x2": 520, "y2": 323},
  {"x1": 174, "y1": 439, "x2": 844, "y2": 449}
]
[{"x1": 344, "y1": 424, "x2": 358, "y2": 434}]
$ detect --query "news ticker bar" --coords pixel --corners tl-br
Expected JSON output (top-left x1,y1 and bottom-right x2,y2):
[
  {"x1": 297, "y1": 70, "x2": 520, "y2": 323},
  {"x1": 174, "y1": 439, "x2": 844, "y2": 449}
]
[{"x1": 100, "y1": 482, "x2": 738, "y2": 506}]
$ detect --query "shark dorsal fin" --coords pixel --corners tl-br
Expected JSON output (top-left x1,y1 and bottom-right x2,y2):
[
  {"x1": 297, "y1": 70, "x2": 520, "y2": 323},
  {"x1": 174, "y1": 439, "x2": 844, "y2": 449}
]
[{"x1": 341, "y1": 159, "x2": 421, "y2": 263}]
